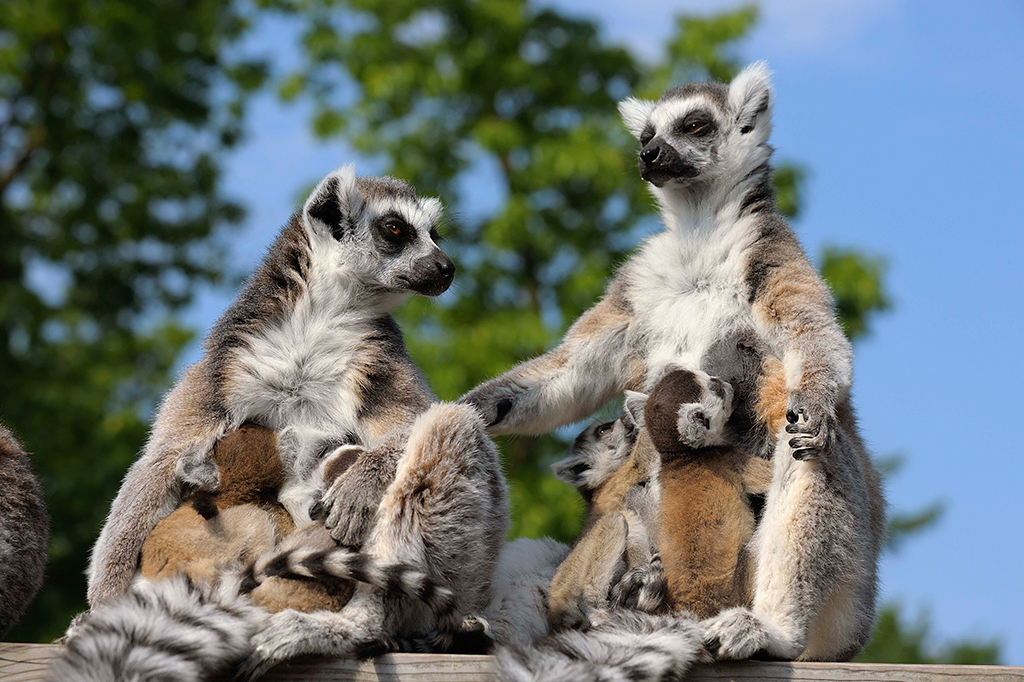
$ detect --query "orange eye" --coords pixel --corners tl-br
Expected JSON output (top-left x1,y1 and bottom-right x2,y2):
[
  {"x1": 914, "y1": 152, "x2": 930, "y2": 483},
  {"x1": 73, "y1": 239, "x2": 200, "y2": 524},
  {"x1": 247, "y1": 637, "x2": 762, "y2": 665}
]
[{"x1": 386, "y1": 221, "x2": 402, "y2": 236}]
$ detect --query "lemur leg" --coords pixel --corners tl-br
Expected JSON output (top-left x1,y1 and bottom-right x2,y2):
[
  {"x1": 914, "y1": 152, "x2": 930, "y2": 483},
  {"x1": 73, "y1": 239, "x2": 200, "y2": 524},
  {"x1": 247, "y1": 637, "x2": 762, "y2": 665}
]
[
  {"x1": 87, "y1": 364, "x2": 226, "y2": 607},
  {"x1": 459, "y1": 286, "x2": 638, "y2": 435},
  {"x1": 701, "y1": 429, "x2": 867, "y2": 661},
  {"x1": 610, "y1": 513, "x2": 666, "y2": 614},
  {"x1": 247, "y1": 404, "x2": 508, "y2": 673},
  {"x1": 242, "y1": 587, "x2": 388, "y2": 680}
]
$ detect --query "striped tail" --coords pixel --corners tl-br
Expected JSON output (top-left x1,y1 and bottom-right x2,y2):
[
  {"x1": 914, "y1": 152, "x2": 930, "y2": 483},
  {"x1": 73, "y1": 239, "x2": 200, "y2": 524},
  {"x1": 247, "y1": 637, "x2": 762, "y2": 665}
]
[
  {"x1": 494, "y1": 611, "x2": 711, "y2": 682},
  {"x1": 50, "y1": 575, "x2": 266, "y2": 682},
  {"x1": 257, "y1": 546, "x2": 456, "y2": 618}
]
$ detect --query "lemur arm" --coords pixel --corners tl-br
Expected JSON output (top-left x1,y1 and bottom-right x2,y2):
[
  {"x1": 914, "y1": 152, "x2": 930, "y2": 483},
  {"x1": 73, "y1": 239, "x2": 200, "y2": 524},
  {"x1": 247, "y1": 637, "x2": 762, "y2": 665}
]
[
  {"x1": 87, "y1": 364, "x2": 225, "y2": 607},
  {"x1": 750, "y1": 229, "x2": 852, "y2": 459},
  {"x1": 459, "y1": 280, "x2": 638, "y2": 435}
]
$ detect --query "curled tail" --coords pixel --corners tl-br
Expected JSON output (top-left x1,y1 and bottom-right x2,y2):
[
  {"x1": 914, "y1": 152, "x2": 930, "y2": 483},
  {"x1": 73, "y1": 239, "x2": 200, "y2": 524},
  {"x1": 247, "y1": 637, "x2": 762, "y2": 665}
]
[
  {"x1": 50, "y1": 575, "x2": 265, "y2": 682},
  {"x1": 494, "y1": 611, "x2": 710, "y2": 682},
  {"x1": 257, "y1": 545, "x2": 456, "y2": 618}
]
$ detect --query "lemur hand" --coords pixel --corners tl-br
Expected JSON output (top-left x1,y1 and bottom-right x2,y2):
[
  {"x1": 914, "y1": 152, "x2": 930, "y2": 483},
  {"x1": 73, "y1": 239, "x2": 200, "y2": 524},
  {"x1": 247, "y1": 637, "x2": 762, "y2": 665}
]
[
  {"x1": 785, "y1": 391, "x2": 837, "y2": 460},
  {"x1": 610, "y1": 554, "x2": 667, "y2": 613},
  {"x1": 319, "y1": 447, "x2": 389, "y2": 546},
  {"x1": 457, "y1": 381, "x2": 517, "y2": 430},
  {"x1": 675, "y1": 372, "x2": 734, "y2": 448}
]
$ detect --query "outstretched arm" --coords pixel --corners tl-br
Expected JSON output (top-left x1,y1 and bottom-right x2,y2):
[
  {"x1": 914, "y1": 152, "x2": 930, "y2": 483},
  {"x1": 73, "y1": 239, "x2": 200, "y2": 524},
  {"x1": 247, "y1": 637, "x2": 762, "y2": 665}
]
[
  {"x1": 750, "y1": 228, "x2": 852, "y2": 460},
  {"x1": 87, "y1": 363, "x2": 225, "y2": 607},
  {"x1": 459, "y1": 281, "x2": 638, "y2": 435}
]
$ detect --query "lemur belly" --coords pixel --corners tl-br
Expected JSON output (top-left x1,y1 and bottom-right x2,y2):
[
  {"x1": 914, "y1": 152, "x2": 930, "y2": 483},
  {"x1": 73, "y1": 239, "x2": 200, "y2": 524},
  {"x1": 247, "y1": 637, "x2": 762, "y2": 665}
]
[
  {"x1": 629, "y1": 224, "x2": 759, "y2": 388},
  {"x1": 222, "y1": 284, "x2": 378, "y2": 522}
]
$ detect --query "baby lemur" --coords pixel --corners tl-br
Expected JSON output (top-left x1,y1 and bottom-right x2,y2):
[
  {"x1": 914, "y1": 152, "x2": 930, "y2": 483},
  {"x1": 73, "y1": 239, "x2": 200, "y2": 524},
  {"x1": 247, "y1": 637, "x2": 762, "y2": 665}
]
[
  {"x1": 139, "y1": 423, "x2": 354, "y2": 614},
  {"x1": 547, "y1": 391, "x2": 660, "y2": 631},
  {"x1": 548, "y1": 370, "x2": 771, "y2": 631},
  {"x1": 0, "y1": 423, "x2": 49, "y2": 637},
  {"x1": 463, "y1": 63, "x2": 884, "y2": 661}
]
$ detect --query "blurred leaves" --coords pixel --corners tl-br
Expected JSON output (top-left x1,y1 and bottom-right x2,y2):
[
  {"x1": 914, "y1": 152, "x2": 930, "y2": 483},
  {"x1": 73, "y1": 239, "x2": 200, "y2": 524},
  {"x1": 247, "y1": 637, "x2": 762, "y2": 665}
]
[
  {"x1": 821, "y1": 247, "x2": 892, "y2": 341},
  {"x1": 858, "y1": 606, "x2": 1001, "y2": 665},
  {"x1": 0, "y1": 0, "x2": 262, "y2": 640}
]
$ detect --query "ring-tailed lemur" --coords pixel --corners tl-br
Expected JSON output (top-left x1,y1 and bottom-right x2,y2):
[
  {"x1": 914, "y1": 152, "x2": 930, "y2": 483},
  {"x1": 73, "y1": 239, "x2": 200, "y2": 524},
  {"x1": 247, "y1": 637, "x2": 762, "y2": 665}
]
[
  {"x1": 0, "y1": 423, "x2": 49, "y2": 637},
  {"x1": 67, "y1": 167, "x2": 508, "y2": 678},
  {"x1": 139, "y1": 424, "x2": 356, "y2": 614},
  {"x1": 462, "y1": 63, "x2": 885, "y2": 661},
  {"x1": 547, "y1": 392, "x2": 665, "y2": 631},
  {"x1": 643, "y1": 369, "x2": 772, "y2": 618},
  {"x1": 548, "y1": 369, "x2": 772, "y2": 633}
]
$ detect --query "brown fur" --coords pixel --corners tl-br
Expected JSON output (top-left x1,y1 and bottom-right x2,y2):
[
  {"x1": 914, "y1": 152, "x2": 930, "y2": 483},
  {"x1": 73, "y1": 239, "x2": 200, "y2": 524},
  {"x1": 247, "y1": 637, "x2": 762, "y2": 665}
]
[
  {"x1": 645, "y1": 374, "x2": 772, "y2": 620},
  {"x1": 0, "y1": 424, "x2": 49, "y2": 637},
  {"x1": 548, "y1": 429, "x2": 658, "y2": 630},
  {"x1": 140, "y1": 425, "x2": 292, "y2": 582},
  {"x1": 139, "y1": 424, "x2": 354, "y2": 614}
]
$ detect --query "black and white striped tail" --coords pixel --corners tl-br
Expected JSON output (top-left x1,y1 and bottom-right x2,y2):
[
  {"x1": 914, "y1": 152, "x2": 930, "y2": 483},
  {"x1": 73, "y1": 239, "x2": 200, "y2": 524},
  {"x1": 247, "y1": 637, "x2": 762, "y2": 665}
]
[
  {"x1": 50, "y1": 575, "x2": 265, "y2": 682},
  {"x1": 258, "y1": 546, "x2": 456, "y2": 617},
  {"x1": 494, "y1": 611, "x2": 710, "y2": 682}
]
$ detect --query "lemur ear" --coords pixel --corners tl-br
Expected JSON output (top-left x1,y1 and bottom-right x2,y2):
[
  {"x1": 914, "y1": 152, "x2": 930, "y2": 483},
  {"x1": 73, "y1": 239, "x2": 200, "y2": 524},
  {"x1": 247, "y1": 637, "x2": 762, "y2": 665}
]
[
  {"x1": 303, "y1": 164, "x2": 364, "y2": 238},
  {"x1": 618, "y1": 97, "x2": 656, "y2": 139},
  {"x1": 728, "y1": 61, "x2": 774, "y2": 134},
  {"x1": 622, "y1": 390, "x2": 649, "y2": 431},
  {"x1": 551, "y1": 456, "x2": 587, "y2": 486}
]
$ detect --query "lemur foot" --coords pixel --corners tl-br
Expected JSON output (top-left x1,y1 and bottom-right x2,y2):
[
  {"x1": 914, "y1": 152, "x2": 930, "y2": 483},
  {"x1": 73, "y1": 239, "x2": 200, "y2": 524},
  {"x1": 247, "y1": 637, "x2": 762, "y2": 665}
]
[
  {"x1": 675, "y1": 371, "x2": 734, "y2": 448},
  {"x1": 701, "y1": 607, "x2": 803, "y2": 661},
  {"x1": 785, "y1": 392, "x2": 837, "y2": 460},
  {"x1": 238, "y1": 610, "x2": 324, "y2": 681},
  {"x1": 320, "y1": 446, "x2": 387, "y2": 546},
  {"x1": 610, "y1": 554, "x2": 667, "y2": 613}
]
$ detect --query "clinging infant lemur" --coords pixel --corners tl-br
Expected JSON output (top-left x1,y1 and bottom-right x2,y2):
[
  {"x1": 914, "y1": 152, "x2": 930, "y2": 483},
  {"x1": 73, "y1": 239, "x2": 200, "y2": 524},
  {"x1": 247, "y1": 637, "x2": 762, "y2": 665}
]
[{"x1": 548, "y1": 369, "x2": 772, "y2": 629}]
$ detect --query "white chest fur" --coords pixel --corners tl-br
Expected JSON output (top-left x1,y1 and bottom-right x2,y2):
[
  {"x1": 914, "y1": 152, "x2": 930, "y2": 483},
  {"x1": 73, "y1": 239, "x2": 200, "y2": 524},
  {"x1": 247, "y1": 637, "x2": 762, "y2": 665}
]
[
  {"x1": 226, "y1": 276, "x2": 374, "y2": 441},
  {"x1": 628, "y1": 217, "x2": 759, "y2": 389}
]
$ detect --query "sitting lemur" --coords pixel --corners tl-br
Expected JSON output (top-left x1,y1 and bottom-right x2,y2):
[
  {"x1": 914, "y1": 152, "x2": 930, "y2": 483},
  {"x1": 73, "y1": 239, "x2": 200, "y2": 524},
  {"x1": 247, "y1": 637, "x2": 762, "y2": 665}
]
[
  {"x1": 54, "y1": 167, "x2": 508, "y2": 682},
  {"x1": 463, "y1": 62, "x2": 885, "y2": 667}
]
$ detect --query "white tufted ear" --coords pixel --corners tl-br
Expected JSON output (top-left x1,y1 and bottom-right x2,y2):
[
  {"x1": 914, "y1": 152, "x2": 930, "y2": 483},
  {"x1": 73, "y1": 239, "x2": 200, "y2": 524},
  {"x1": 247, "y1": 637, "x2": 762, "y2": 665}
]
[
  {"x1": 618, "y1": 97, "x2": 656, "y2": 139},
  {"x1": 302, "y1": 164, "x2": 364, "y2": 236},
  {"x1": 728, "y1": 61, "x2": 774, "y2": 134},
  {"x1": 622, "y1": 390, "x2": 649, "y2": 430}
]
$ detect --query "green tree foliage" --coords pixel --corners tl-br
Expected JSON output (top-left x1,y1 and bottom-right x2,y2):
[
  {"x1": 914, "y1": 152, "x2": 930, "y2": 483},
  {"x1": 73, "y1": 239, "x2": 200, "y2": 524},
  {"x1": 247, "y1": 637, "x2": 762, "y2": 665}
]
[
  {"x1": 858, "y1": 606, "x2": 1001, "y2": 665},
  {"x1": 0, "y1": 0, "x2": 264, "y2": 640}
]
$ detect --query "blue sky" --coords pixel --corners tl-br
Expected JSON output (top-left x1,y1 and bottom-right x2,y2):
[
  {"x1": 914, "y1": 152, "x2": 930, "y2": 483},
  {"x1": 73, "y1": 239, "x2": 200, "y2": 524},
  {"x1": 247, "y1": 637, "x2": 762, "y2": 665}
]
[{"x1": 182, "y1": 0, "x2": 1024, "y2": 663}]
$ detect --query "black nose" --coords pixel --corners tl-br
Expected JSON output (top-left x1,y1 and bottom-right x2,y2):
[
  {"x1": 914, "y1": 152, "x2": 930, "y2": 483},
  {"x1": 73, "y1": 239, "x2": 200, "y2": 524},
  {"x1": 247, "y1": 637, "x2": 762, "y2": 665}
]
[
  {"x1": 436, "y1": 257, "x2": 455, "y2": 280},
  {"x1": 640, "y1": 145, "x2": 661, "y2": 164}
]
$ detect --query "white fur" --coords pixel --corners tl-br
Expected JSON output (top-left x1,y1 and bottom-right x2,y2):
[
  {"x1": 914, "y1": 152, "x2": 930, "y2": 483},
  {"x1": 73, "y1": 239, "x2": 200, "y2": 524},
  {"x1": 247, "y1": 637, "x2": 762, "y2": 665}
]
[
  {"x1": 481, "y1": 537, "x2": 570, "y2": 646},
  {"x1": 628, "y1": 216, "x2": 762, "y2": 388},
  {"x1": 617, "y1": 97, "x2": 656, "y2": 138}
]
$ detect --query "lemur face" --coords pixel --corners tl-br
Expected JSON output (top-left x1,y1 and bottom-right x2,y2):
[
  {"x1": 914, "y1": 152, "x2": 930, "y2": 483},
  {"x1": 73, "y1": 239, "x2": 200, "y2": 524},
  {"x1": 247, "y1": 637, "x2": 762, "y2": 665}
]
[
  {"x1": 617, "y1": 62, "x2": 774, "y2": 189},
  {"x1": 552, "y1": 392, "x2": 648, "y2": 496},
  {"x1": 302, "y1": 166, "x2": 455, "y2": 296}
]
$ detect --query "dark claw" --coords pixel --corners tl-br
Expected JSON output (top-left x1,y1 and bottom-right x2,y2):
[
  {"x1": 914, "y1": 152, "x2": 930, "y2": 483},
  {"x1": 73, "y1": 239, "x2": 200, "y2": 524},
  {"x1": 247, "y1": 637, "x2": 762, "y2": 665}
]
[
  {"x1": 786, "y1": 408, "x2": 799, "y2": 424},
  {"x1": 308, "y1": 500, "x2": 326, "y2": 521},
  {"x1": 792, "y1": 448, "x2": 814, "y2": 460},
  {"x1": 785, "y1": 423, "x2": 801, "y2": 434},
  {"x1": 704, "y1": 636, "x2": 722, "y2": 657},
  {"x1": 493, "y1": 398, "x2": 514, "y2": 427}
]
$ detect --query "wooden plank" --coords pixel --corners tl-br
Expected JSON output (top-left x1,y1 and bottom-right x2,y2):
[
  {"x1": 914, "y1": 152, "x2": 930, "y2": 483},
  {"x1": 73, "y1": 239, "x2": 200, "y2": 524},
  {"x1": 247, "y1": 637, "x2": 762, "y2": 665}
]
[
  {"x1": 3, "y1": 643, "x2": 1024, "y2": 682},
  {"x1": 688, "y1": 661, "x2": 1024, "y2": 682}
]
